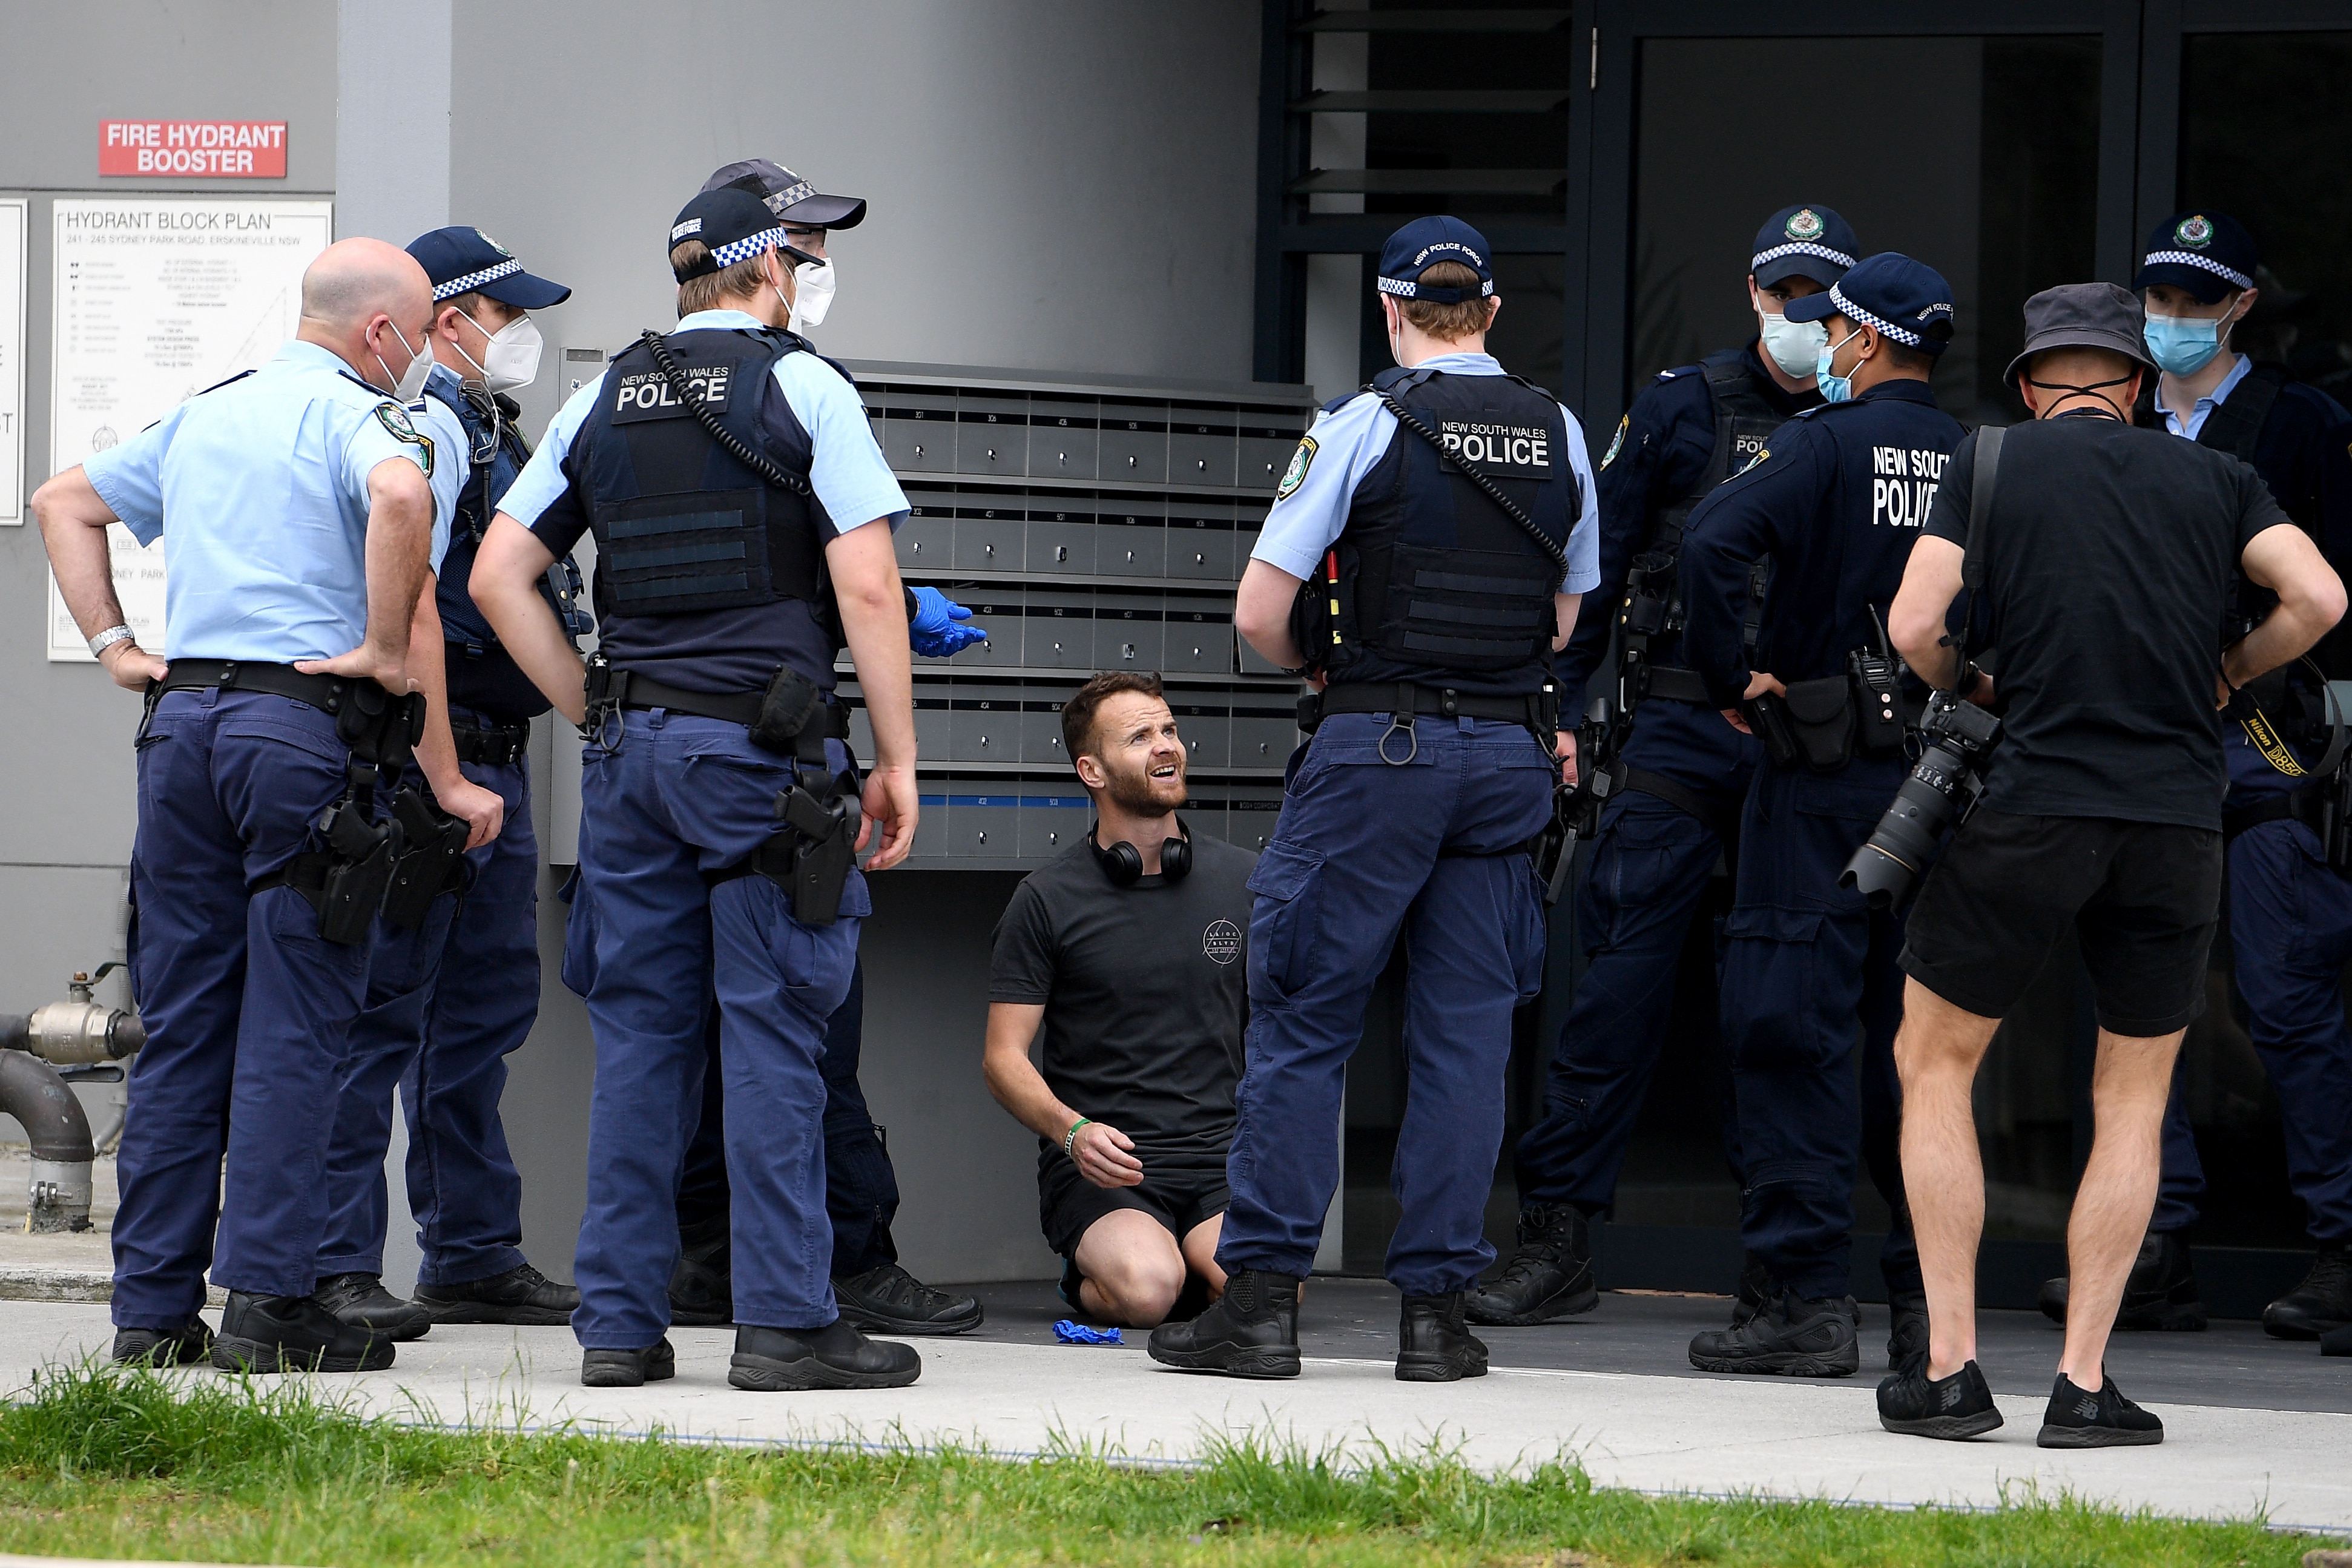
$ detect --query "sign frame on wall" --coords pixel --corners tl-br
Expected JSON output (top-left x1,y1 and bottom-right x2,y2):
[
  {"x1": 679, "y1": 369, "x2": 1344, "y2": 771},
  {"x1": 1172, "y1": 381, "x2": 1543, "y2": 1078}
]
[
  {"x1": 44, "y1": 196, "x2": 332, "y2": 662},
  {"x1": 0, "y1": 199, "x2": 23, "y2": 525}
]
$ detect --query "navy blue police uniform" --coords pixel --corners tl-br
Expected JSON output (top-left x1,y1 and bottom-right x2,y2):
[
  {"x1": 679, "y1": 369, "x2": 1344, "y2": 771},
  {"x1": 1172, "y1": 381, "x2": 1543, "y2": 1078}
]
[
  {"x1": 2123, "y1": 214, "x2": 2352, "y2": 1337},
  {"x1": 1677, "y1": 254, "x2": 1964, "y2": 1375},
  {"x1": 1486, "y1": 207, "x2": 1853, "y2": 1326},
  {"x1": 82, "y1": 328, "x2": 453, "y2": 1371},
  {"x1": 1148, "y1": 217, "x2": 1601, "y2": 1380},
  {"x1": 495, "y1": 189, "x2": 915, "y2": 1376},
  {"x1": 315, "y1": 228, "x2": 591, "y2": 1331}
]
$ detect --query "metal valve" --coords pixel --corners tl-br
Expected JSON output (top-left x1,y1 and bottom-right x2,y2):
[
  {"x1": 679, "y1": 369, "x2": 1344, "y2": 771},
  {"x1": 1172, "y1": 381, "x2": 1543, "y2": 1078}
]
[{"x1": 3, "y1": 962, "x2": 146, "y2": 1065}]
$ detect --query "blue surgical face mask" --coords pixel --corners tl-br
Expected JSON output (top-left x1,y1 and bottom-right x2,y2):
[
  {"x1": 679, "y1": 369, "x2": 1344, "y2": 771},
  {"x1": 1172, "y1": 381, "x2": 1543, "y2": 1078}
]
[
  {"x1": 1814, "y1": 327, "x2": 1864, "y2": 404},
  {"x1": 2143, "y1": 309, "x2": 2230, "y2": 377}
]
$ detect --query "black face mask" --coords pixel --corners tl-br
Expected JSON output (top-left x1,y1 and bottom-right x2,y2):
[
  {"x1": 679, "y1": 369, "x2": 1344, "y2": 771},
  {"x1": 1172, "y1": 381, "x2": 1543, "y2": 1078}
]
[{"x1": 2024, "y1": 373, "x2": 2136, "y2": 421}]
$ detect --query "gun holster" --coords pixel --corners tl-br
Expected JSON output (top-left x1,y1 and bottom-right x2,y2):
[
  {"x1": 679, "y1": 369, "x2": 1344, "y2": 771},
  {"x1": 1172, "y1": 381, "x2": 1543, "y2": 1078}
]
[
  {"x1": 260, "y1": 680, "x2": 431, "y2": 945},
  {"x1": 381, "y1": 789, "x2": 472, "y2": 931}
]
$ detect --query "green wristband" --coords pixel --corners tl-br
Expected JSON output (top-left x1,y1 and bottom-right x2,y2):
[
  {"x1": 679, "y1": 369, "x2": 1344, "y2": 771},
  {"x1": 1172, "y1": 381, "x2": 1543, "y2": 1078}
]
[{"x1": 1063, "y1": 1118, "x2": 1093, "y2": 1158}]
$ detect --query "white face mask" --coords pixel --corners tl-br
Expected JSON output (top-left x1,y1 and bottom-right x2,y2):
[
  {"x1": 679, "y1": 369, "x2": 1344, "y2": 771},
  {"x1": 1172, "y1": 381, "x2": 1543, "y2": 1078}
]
[
  {"x1": 374, "y1": 319, "x2": 435, "y2": 402},
  {"x1": 456, "y1": 308, "x2": 544, "y2": 393},
  {"x1": 1757, "y1": 308, "x2": 1830, "y2": 378},
  {"x1": 789, "y1": 256, "x2": 835, "y2": 334}
]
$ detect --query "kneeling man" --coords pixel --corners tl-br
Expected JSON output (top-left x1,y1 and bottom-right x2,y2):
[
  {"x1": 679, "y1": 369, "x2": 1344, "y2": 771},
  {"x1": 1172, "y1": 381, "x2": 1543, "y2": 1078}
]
[{"x1": 985, "y1": 672, "x2": 1256, "y2": 1326}]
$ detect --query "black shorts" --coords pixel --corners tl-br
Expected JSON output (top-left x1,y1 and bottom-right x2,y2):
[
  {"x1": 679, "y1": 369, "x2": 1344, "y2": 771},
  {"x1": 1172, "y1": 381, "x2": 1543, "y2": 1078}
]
[
  {"x1": 1899, "y1": 809, "x2": 2222, "y2": 1036},
  {"x1": 1038, "y1": 1156, "x2": 1229, "y2": 1262}
]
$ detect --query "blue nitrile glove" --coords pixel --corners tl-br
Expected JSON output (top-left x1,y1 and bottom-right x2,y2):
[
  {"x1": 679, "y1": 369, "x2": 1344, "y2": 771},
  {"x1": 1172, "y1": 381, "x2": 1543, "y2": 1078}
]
[
  {"x1": 907, "y1": 585, "x2": 987, "y2": 658},
  {"x1": 1052, "y1": 1319, "x2": 1123, "y2": 1345}
]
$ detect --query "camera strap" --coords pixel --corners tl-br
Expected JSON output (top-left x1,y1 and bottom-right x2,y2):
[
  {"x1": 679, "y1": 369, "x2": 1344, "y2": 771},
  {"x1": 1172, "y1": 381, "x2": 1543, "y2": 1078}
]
[{"x1": 1953, "y1": 424, "x2": 2005, "y2": 670}]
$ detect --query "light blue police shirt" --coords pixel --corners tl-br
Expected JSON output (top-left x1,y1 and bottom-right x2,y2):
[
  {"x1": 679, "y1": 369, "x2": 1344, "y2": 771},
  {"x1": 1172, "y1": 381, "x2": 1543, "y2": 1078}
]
[
  {"x1": 1248, "y1": 352, "x2": 1601, "y2": 595},
  {"x1": 2155, "y1": 351, "x2": 2253, "y2": 442},
  {"x1": 84, "y1": 339, "x2": 453, "y2": 663},
  {"x1": 498, "y1": 309, "x2": 908, "y2": 539}
]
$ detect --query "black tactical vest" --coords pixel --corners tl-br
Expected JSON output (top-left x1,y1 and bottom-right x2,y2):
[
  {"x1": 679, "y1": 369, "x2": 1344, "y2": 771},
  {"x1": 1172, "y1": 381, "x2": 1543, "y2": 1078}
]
[
  {"x1": 1321, "y1": 365, "x2": 1578, "y2": 697},
  {"x1": 2192, "y1": 362, "x2": 2286, "y2": 466},
  {"x1": 573, "y1": 326, "x2": 830, "y2": 635},
  {"x1": 1650, "y1": 351, "x2": 1788, "y2": 550}
]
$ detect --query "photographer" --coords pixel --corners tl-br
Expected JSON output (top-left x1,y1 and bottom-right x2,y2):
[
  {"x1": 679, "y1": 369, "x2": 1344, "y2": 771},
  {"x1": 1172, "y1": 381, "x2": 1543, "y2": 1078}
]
[
  {"x1": 984, "y1": 673, "x2": 1256, "y2": 1328},
  {"x1": 1876, "y1": 282, "x2": 2344, "y2": 1448}
]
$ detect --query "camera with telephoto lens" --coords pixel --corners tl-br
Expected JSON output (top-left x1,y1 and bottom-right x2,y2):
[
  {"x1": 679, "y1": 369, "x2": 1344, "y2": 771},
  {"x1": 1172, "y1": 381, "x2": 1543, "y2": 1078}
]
[{"x1": 1839, "y1": 689, "x2": 2004, "y2": 910}]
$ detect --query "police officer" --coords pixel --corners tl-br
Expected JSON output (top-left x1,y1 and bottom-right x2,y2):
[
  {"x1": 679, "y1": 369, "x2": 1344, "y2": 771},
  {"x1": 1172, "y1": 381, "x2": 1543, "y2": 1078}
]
[
  {"x1": 1147, "y1": 216, "x2": 1599, "y2": 1382},
  {"x1": 2038, "y1": 212, "x2": 2352, "y2": 1343},
  {"x1": 1677, "y1": 253, "x2": 1963, "y2": 1378},
  {"x1": 662, "y1": 158, "x2": 986, "y2": 1340},
  {"x1": 33, "y1": 239, "x2": 451, "y2": 1372},
  {"x1": 470, "y1": 186, "x2": 922, "y2": 1391},
  {"x1": 309, "y1": 226, "x2": 590, "y2": 1342},
  {"x1": 1475, "y1": 204, "x2": 1856, "y2": 1331}
]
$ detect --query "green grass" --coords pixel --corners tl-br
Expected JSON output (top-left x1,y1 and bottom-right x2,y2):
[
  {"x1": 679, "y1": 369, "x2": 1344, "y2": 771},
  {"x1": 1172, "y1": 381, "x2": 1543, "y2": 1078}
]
[{"x1": 0, "y1": 1360, "x2": 2322, "y2": 1567}]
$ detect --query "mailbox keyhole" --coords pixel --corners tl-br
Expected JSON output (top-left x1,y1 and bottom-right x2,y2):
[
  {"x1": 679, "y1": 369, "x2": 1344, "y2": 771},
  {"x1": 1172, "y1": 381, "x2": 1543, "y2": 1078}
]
[
  {"x1": 1054, "y1": 545, "x2": 1069, "y2": 562},
  {"x1": 913, "y1": 443, "x2": 924, "y2": 456},
  {"x1": 986, "y1": 447, "x2": 997, "y2": 458},
  {"x1": 984, "y1": 543, "x2": 993, "y2": 556},
  {"x1": 1121, "y1": 642, "x2": 1136, "y2": 661},
  {"x1": 1127, "y1": 455, "x2": 1138, "y2": 467},
  {"x1": 976, "y1": 830, "x2": 987, "y2": 845}
]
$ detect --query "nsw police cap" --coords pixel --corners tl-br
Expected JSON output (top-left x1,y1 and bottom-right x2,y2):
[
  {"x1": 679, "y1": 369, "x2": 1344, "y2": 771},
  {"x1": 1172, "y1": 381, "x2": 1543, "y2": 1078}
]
[
  {"x1": 1785, "y1": 252, "x2": 1956, "y2": 356},
  {"x1": 1377, "y1": 216, "x2": 1494, "y2": 303},
  {"x1": 667, "y1": 188, "x2": 812, "y2": 282},
  {"x1": 1750, "y1": 204, "x2": 1859, "y2": 289},
  {"x1": 2133, "y1": 211, "x2": 2258, "y2": 304},
  {"x1": 702, "y1": 157, "x2": 868, "y2": 230},
  {"x1": 406, "y1": 225, "x2": 572, "y2": 309}
]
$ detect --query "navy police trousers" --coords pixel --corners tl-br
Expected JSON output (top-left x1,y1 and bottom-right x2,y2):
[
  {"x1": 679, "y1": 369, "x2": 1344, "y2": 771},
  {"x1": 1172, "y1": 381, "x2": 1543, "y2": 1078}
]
[
  {"x1": 1718, "y1": 757, "x2": 1919, "y2": 1302},
  {"x1": 2155, "y1": 820, "x2": 2352, "y2": 1242},
  {"x1": 567, "y1": 708, "x2": 865, "y2": 1348},
  {"x1": 1217, "y1": 713, "x2": 1555, "y2": 1296},
  {"x1": 318, "y1": 728, "x2": 539, "y2": 1286},
  {"x1": 114, "y1": 690, "x2": 371, "y2": 1328},
  {"x1": 676, "y1": 960, "x2": 903, "y2": 1278}
]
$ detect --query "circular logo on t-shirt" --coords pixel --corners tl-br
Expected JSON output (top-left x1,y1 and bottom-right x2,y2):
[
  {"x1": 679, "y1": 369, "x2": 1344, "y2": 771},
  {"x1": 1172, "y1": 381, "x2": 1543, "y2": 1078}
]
[{"x1": 1203, "y1": 918, "x2": 1242, "y2": 966}]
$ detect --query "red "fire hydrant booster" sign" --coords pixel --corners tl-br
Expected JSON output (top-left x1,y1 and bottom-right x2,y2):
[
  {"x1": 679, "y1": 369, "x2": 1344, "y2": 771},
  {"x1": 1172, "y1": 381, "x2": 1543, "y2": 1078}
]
[{"x1": 100, "y1": 120, "x2": 287, "y2": 178}]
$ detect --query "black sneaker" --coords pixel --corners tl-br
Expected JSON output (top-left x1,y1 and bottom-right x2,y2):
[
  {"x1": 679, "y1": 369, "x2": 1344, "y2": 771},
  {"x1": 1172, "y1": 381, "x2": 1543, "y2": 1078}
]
[
  {"x1": 412, "y1": 1262, "x2": 581, "y2": 1326},
  {"x1": 2261, "y1": 1244, "x2": 2352, "y2": 1341},
  {"x1": 2037, "y1": 1230, "x2": 2205, "y2": 1331},
  {"x1": 833, "y1": 1263, "x2": 984, "y2": 1336},
  {"x1": 1466, "y1": 1204, "x2": 1598, "y2": 1326},
  {"x1": 1886, "y1": 1293, "x2": 1929, "y2": 1374},
  {"x1": 1689, "y1": 1292, "x2": 1860, "y2": 1378},
  {"x1": 728, "y1": 1320, "x2": 922, "y2": 1391},
  {"x1": 2037, "y1": 1372, "x2": 2163, "y2": 1448},
  {"x1": 1877, "y1": 1359, "x2": 2003, "y2": 1440},
  {"x1": 213, "y1": 1290, "x2": 395, "y2": 1373},
  {"x1": 1147, "y1": 1268, "x2": 1302, "y2": 1379},
  {"x1": 581, "y1": 1338, "x2": 674, "y2": 1388},
  {"x1": 2322, "y1": 1322, "x2": 2352, "y2": 1357},
  {"x1": 311, "y1": 1273, "x2": 433, "y2": 1342},
  {"x1": 667, "y1": 1214, "x2": 733, "y2": 1327},
  {"x1": 1731, "y1": 1251, "x2": 1788, "y2": 1328},
  {"x1": 112, "y1": 1319, "x2": 214, "y2": 1366},
  {"x1": 1398, "y1": 1291, "x2": 1489, "y2": 1382}
]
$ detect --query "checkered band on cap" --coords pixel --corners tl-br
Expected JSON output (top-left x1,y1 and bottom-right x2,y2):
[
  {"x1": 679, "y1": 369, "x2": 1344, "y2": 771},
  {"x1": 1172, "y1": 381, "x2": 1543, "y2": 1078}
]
[
  {"x1": 710, "y1": 226, "x2": 790, "y2": 269},
  {"x1": 1375, "y1": 274, "x2": 1497, "y2": 299},
  {"x1": 763, "y1": 179, "x2": 817, "y2": 214},
  {"x1": 2143, "y1": 249, "x2": 2253, "y2": 291},
  {"x1": 1827, "y1": 280, "x2": 1929, "y2": 348},
  {"x1": 432, "y1": 258, "x2": 523, "y2": 300},
  {"x1": 1751, "y1": 240, "x2": 1858, "y2": 273}
]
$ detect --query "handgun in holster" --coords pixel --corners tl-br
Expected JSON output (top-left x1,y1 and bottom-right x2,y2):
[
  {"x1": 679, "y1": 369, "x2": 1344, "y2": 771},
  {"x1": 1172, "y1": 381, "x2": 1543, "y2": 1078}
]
[
  {"x1": 312, "y1": 796, "x2": 404, "y2": 946},
  {"x1": 380, "y1": 789, "x2": 472, "y2": 931},
  {"x1": 1530, "y1": 695, "x2": 1621, "y2": 906},
  {"x1": 776, "y1": 782, "x2": 861, "y2": 926}
]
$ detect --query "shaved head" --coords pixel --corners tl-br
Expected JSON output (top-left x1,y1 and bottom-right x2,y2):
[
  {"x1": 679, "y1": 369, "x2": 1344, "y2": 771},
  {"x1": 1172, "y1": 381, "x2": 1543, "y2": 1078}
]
[{"x1": 301, "y1": 237, "x2": 431, "y2": 331}]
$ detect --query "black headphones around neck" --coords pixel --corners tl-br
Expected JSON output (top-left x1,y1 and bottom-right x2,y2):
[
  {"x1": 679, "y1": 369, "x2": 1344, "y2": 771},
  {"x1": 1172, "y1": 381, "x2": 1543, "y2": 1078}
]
[{"x1": 1090, "y1": 817, "x2": 1193, "y2": 886}]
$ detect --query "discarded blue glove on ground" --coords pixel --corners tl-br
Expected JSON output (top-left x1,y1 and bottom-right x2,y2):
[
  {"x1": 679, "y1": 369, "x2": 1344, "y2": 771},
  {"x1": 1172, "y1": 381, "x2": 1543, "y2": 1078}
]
[
  {"x1": 908, "y1": 585, "x2": 987, "y2": 657},
  {"x1": 1052, "y1": 1319, "x2": 1122, "y2": 1345}
]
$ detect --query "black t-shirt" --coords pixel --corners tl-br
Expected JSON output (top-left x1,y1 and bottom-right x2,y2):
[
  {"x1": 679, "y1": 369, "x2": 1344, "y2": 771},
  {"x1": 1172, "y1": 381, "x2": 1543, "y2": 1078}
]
[
  {"x1": 1926, "y1": 414, "x2": 2291, "y2": 829},
  {"x1": 988, "y1": 827, "x2": 1256, "y2": 1174}
]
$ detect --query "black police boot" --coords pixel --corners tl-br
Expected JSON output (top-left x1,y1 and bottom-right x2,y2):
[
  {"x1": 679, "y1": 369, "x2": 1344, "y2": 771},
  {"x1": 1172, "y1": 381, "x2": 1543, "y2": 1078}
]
[
  {"x1": 1397, "y1": 1291, "x2": 1489, "y2": 1382},
  {"x1": 1886, "y1": 1291, "x2": 1930, "y2": 1374},
  {"x1": 213, "y1": 1290, "x2": 395, "y2": 1374},
  {"x1": 667, "y1": 1214, "x2": 734, "y2": 1327},
  {"x1": 1731, "y1": 1251, "x2": 1783, "y2": 1328},
  {"x1": 833, "y1": 1262, "x2": 984, "y2": 1337},
  {"x1": 2036, "y1": 1230, "x2": 2205, "y2": 1331},
  {"x1": 411, "y1": 1262, "x2": 580, "y2": 1326},
  {"x1": 112, "y1": 1318, "x2": 214, "y2": 1367},
  {"x1": 310, "y1": 1273, "x2": 433, "y2": 1343},
  {"x1": 1466, "y1": 1204, "x2": 1597, "y2": 1326},
  {"x1": 1688, "y1": 1291, "x2": 1860, "y2": 1378},
  {"x1": 2261, "y1": 1243, "x2": 2352, "y2": 1340},
  {"x1": 581, "y1": 1338, "x2": 674, "y2": 1388},
  {"x1": 1146, "y1": 1268, "x2": 1302, "y2": 1379},
  {"x1": 728, "y1": 1320, "x2": 921, "y2": 1391},
  {"x1": 2037, "y1": 1371, "x2": 2163, "y2": 1448},
  {"x1": 1876, "y1": 1357, "x2": 2003, "y2": 1441}
]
